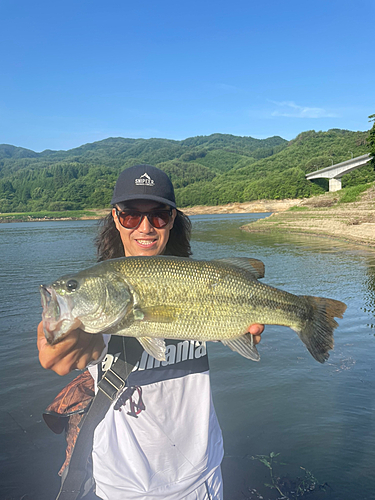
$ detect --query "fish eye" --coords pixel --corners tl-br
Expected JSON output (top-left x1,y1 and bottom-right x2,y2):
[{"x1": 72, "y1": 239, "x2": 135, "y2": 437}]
[{"x1": 66, "y1": 279, "x2": 79, "y2": 292}]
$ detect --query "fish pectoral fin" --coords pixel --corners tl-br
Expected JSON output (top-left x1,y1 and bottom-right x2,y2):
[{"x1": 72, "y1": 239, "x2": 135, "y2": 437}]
[
  {"x1": 213, "y1": 258, "x2": 265, "y2": 279},
  {"x1": 138, "y1": 337, "x2": 166, "y2": 361},
  {"x1": 134, "y1": 306, "x2": 179, "y2": 323},
  {"x1": 222, "y1": 333, "x2": 260, "y2": 361}
]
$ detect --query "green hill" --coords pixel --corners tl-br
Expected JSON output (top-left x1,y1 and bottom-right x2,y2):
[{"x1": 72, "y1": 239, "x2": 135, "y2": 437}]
[{"x1": 0, "y1": 129, "x2": 371, "y2": 213}]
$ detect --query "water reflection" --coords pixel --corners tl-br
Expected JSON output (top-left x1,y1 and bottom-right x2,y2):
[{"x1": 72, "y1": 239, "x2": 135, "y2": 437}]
[{"x1": 363, "y1": 260, "x2": 375, "y2": 329}]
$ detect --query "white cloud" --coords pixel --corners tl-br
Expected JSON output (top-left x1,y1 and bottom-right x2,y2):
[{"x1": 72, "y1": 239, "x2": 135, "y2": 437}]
[{"x1": 270, "y1": 101, "x2": 338, "y2": 119}]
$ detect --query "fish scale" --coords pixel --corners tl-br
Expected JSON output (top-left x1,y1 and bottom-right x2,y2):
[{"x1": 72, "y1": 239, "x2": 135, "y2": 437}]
[{"x1": 40, "y1": 255, "x2": 347, "y2": 363}]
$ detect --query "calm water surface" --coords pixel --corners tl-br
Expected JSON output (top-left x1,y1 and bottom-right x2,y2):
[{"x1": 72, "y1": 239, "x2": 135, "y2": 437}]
[{"x1": 0, "y1": 214, "x2": 374, "y2": 499}]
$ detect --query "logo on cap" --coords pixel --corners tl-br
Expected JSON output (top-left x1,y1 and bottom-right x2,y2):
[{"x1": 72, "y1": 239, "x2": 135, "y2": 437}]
[{"x1": 135, "y1": 173, "x2": 155, "y2": 186}]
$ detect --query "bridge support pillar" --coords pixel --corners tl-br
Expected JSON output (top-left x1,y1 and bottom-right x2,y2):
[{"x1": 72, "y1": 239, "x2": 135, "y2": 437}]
[{"x1": 329, "y1": 178, "x2": 342, "y2": 192}]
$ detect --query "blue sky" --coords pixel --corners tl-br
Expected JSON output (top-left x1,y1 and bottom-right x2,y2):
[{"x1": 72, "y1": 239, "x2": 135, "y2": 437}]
[{"x1": 1, "y1": 0, "x2": 374, "y2": 152}]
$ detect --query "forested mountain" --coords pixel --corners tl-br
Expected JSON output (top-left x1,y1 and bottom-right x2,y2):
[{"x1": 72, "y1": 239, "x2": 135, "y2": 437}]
[{"x1": 0, "y1": 129, "x2": 371, "y2": 213}]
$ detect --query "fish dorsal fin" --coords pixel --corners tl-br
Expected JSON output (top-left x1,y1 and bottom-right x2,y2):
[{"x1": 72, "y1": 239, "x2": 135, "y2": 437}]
[
  {"x1": 138, "y1": 337, "x2": 166, "y2": 361},
  {"x1": 221, "y1": 333, "x2": 260, "y2": 361},
  {"x1": 214, "y1": 258, "x2": 265, "y2": 279}
]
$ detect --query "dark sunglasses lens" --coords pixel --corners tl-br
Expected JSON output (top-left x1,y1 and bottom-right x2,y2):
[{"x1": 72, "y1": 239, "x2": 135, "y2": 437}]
[
  {"x1": 118, "y1": 212, "x2": 142, "y2": 228},
  {"x1": 149, "y1": 212, "x2": 170, "y2": 228}
]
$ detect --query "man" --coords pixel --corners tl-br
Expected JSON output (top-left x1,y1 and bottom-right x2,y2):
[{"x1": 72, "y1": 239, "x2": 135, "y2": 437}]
[{"x1": 38, "y1": 165, "x2": 263, "y2": 499}]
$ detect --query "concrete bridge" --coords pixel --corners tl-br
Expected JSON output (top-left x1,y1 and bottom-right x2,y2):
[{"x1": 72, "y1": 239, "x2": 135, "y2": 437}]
[{"x1": 305, "y1": 153, "x2": 372, "y2": 191}]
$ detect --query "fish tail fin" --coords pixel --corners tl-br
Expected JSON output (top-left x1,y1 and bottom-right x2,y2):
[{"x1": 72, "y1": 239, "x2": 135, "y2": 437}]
[{"x1": 293, "y1": 296, "x2": 347, "y2": 363}]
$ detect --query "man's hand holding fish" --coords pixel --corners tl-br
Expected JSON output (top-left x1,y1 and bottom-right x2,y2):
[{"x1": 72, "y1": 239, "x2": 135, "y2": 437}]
[{"x1": 37, "y1": 322, "x2": 106, "y2": 376}]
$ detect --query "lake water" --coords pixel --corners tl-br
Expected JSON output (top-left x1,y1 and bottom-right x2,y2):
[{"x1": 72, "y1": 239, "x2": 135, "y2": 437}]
[{"x1": 1, "y1": 214, "x2": 375, "y2": 500}]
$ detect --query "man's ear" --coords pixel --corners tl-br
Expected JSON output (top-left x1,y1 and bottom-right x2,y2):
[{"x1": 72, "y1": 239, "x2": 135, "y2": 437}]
[
  {"x1": 170, "y1": 209, "x2": 177, "y2": 229},
  {"x1": 112, "y1": 208, "x2": 121, "y2": 232}
]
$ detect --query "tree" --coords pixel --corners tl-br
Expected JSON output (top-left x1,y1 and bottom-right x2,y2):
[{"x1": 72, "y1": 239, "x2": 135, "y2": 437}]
[{"x1": 368, "y1": 114, "x2": 375, "y2": 168}]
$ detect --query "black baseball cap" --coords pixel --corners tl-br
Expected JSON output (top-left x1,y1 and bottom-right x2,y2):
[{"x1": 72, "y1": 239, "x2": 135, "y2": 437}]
[{"x1": 111, "y1": 164, "x2": 176, "y2": 208}]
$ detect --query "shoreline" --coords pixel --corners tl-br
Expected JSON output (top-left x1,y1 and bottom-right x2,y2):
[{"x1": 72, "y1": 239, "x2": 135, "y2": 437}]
[
  {"x1": 241, "y1": 188, "x2": 375, "y2": 249},
  {"x1": 2, "y1": 192, "x2": 375, "y2": 248},
  {"x1": 0, "y1": 199, "x2": 302, "y2": 223}
]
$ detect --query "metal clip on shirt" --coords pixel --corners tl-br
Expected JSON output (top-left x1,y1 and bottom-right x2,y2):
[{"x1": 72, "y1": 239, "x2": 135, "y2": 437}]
[{"x1": 98, "y1": 367, "x2": 127, "y2": 400}]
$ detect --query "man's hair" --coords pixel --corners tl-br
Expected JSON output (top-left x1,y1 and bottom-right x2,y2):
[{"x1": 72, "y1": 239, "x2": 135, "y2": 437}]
[{"x1": 95, "y1": 209, "x2": 192, "y2": 262}]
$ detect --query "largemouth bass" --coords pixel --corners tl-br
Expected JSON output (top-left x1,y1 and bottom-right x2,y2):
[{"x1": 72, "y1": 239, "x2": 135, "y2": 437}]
[{"x1": 40, "y1": 256, "x2": 346, "y2": 363}]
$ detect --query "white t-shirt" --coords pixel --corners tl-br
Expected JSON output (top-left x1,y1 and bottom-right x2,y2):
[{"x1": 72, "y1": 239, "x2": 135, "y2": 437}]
[{"x1": 88, "y1": 337, "x2": 224, "y2": 500}]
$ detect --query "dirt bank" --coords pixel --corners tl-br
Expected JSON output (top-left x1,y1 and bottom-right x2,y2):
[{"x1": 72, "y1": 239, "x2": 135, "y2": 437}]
[
  {"x1": 241, "y1": 187, "x2": 375, "y2": 248},
  {"x1": 183, "y1": 199, "x2": 302, "y2": 215}
]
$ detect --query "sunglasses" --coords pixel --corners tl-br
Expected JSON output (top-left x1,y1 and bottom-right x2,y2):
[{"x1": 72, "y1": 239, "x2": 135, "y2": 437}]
[{"x1": 115, "y1": 208, "x2": 173, "y2": 229}]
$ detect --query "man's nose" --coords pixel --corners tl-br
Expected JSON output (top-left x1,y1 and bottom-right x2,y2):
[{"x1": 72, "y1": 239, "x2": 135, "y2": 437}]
[{"x1": 137, "y1": 215, "x2": 154, "y2": 232}]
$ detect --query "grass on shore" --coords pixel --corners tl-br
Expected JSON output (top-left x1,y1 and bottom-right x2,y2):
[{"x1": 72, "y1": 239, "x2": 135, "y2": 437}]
[
  {"x1": 289, "y1": 182, "x2": 373, "y2": 212},
  {"x1": 0, "y1": 209, "x2": 104, "y2": 222},
  {"x1": 337, "y1": 183, "x2": 370, "y2": 203}
]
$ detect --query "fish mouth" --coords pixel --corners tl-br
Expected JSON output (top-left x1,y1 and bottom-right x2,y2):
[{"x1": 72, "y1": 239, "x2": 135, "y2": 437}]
[{"x1": 40, "y1": 285, "x2": 81, "y2": 344}]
